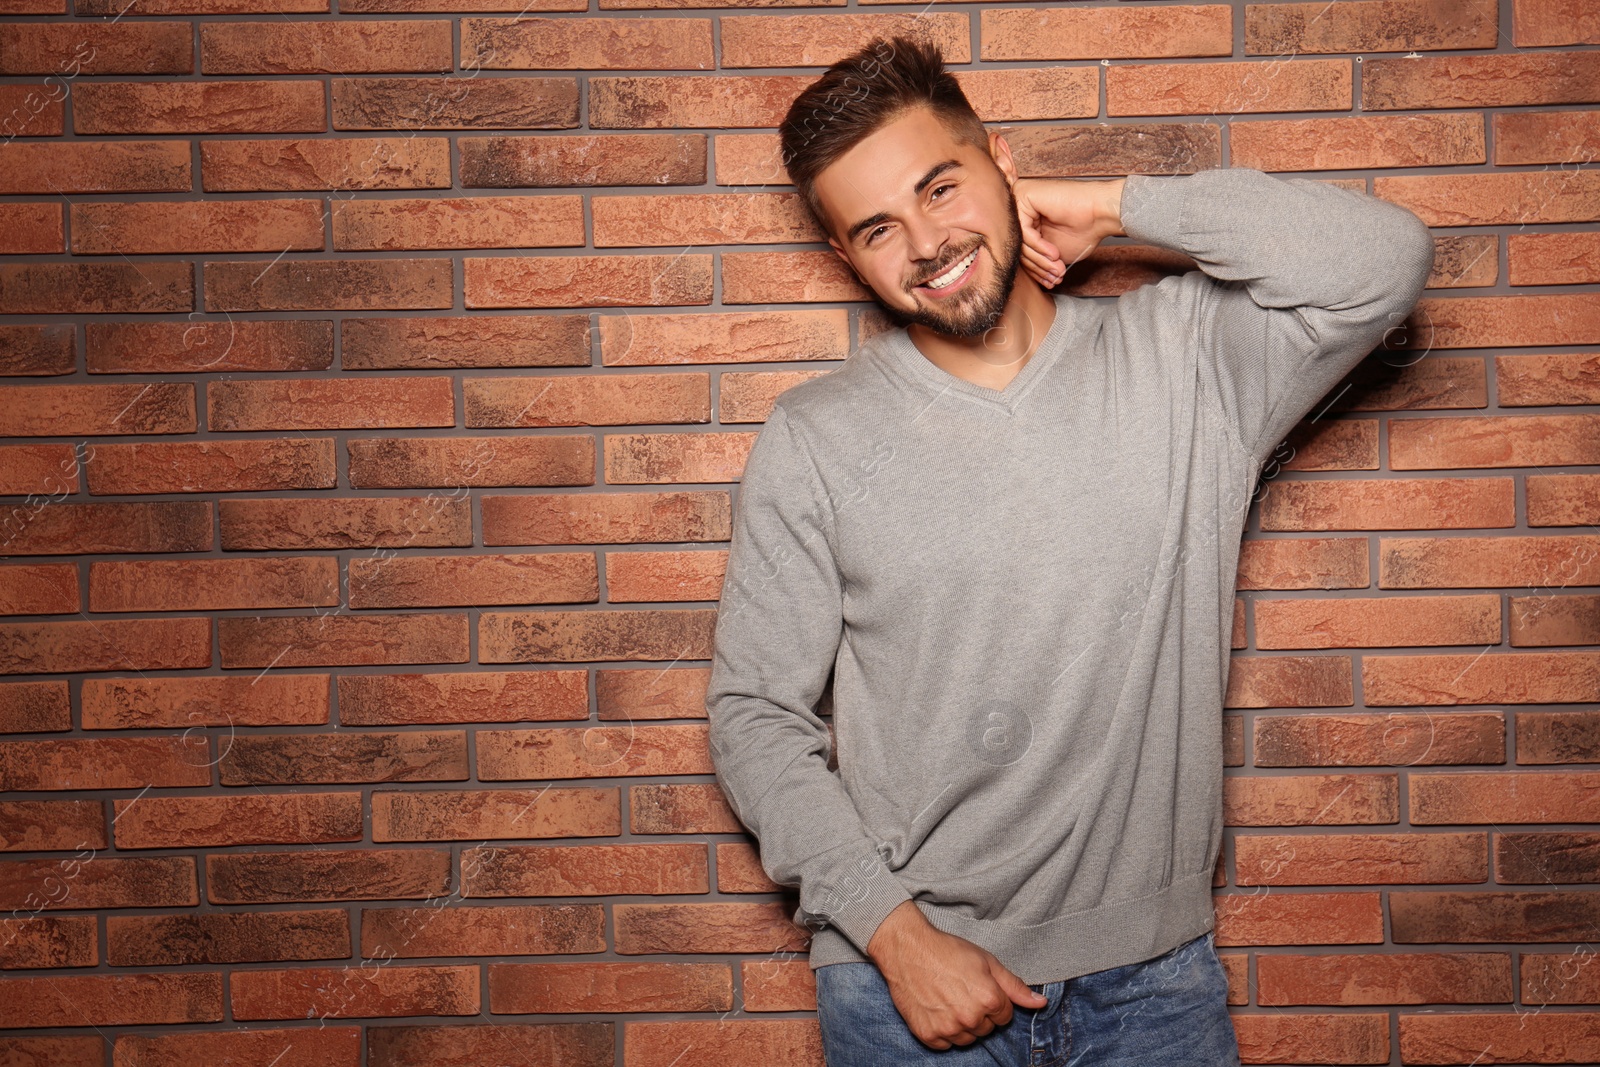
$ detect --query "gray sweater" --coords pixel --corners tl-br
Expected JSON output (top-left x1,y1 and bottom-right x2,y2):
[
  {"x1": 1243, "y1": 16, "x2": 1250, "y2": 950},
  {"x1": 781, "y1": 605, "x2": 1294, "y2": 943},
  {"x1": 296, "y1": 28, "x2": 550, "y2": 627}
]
[{"x1": 705, "y1": 166, "x2": 1435, "y2": 983}]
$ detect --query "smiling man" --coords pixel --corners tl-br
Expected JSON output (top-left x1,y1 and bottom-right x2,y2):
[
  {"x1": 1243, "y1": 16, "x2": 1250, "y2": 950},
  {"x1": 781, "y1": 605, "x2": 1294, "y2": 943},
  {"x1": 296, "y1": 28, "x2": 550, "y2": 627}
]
[{"x1": 704, "y1": 36, "x2": 1435, "y2": 1066}]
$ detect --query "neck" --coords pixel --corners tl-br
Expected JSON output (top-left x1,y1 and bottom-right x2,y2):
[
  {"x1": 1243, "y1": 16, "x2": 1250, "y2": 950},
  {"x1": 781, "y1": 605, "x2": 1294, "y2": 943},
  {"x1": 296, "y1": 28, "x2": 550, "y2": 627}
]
[{"x1": 906, "y1": 276, "x2": 1058, "y2": 392}]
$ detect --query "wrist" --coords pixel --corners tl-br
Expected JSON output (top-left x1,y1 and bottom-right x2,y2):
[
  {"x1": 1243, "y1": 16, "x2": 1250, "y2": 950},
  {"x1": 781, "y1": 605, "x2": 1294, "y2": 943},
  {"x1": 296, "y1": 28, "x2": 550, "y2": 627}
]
[
  {"x1": 866, "y1": 899, "x2": 929, "y2": 966},
  {"x1": 1095, "y1": 177, "x2": 1127, "y2": 239}
]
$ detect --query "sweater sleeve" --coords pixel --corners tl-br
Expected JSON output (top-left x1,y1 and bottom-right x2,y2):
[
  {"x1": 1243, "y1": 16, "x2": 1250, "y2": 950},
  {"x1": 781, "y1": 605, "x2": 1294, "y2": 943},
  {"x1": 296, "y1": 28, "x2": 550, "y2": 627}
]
[
  {"x1": 1117, "y1": 166, "x2": 1436, "y2": 465},
  {"x1": 705, "y1": 402, "x2": 914, "y2": 953}
]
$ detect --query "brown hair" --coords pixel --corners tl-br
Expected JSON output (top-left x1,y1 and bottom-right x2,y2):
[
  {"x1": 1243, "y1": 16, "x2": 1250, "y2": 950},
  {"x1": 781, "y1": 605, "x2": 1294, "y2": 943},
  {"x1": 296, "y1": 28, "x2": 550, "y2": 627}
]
[{"x1": 778, "y1": 35, "x2": 991, "y2": 237}]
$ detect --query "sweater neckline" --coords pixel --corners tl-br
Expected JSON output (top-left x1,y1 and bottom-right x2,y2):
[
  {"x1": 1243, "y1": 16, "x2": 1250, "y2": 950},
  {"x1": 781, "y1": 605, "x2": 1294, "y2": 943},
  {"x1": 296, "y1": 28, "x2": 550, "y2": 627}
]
[{"x1": 877, "y1": 293, "x2": 1075, "y2": 412}]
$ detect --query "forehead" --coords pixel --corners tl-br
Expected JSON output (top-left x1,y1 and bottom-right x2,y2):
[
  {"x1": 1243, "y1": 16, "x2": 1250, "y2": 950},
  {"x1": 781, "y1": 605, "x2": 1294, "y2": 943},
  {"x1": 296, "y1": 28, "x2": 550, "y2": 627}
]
[{"x1": 811, "y1": 107, "x2": 979, "y2": 239}]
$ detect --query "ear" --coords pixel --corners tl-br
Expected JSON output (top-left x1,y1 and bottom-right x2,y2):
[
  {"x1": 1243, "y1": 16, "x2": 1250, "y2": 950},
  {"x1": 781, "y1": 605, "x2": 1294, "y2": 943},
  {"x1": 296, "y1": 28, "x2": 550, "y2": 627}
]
[{"x1": 988, "y1": 130, "x2": 1018, "y2": 188}]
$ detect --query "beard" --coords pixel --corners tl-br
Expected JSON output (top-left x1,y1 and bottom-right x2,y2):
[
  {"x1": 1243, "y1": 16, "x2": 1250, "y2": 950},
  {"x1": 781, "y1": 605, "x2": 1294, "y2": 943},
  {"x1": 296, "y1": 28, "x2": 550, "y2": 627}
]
[{"x1": 878, "y1": 181, "x2": 1025, "y2": 340}]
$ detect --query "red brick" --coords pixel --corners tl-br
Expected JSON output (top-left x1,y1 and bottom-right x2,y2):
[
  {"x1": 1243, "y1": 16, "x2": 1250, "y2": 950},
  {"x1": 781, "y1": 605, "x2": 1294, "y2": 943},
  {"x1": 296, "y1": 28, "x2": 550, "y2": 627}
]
[
  {"x1": 1415, "y1": 293, "x2": 1600, "y2": 350},
  {"x1": 350, "y1": 552, "x2": 597, "y2": 609},
  {"x1": 1235, "y1": 831, "x2": 1487, "y2": 886},
  {"x1": 462, "y1": 17, "x2": 713, "y2": 70},
  {"x1": 205, "y1": 258, "x2": 452, "y2": 312},
  {"x1": 600, "y1": 309, "x2": 847, "y2": 366},
  {"x1": 365, "y1": 1022, "x2": 612, "y2": 1067},
  {"x1": 0, "y1": 261, "x2": 176, "y2": 315},
  {"x1": 481, "y1": 490, "x2": 730, "y2": 545},
  {"x1": 1108, "y1": 58, "x2": 1351, "y2": 117},
  {"x1": 1509, "y1": 231, "x2": 1600, "y2": 286},
  {"x1": 206, "y1": 848, "x2": 451, "y2": 904},
  {"x1": 0, "y1": 855, "x2": 196, "y2": 911},
  {"x1": 614, "y1": 902, "x2": 809, "y2": 954},
  {"x1": 600, "y1": 547, "x2": 723, "y2": 602},
  {"x1": 1233, "y1": 1013, "x2": 1387, "y2": 1065},
  {"x1": 1510, "y1": 591, "x2": 1600, "y2": 647},
  {"x1": 981, "y1": 5, "x2": 1231, "y2": 60},
  {"x1": 0, "y1": 651, "x2": 74, "y2": 716},
  {"x1": 89, "y1": 557, "x2": 338, "y2": 612},
  {"x1": 333, "y1": 76, "x2": 578, "y2": 130},
  {"x1": 333, "y1": 195, "x2": 583, "y2": 250},
  {"x1": 741, "y1": 958, "x2": 816, "y2": 1012},
  {"x1": 202, "y1": 136, "x2": 451, "y2": 191},
  {"x1": 1392, "y1": 413, "x2": 1600, "y2": 469},
  {"x1": 1492, "y1": 110, "x2": 1600, "y2": 166},
  {"x1": 86, "y1": 438, "x2": 336, "y2": 495},
  {"x1": 70, "y1": 198, "x2": 324, "y2": 255},
  {"x1": 1224, "y1": 774, "x2": 1399, "y2": 825},
  {"x1": 341, "y1": 313, "x2": 591, "y2": 369},
  {"x1": 463, "y1": 842, "x2": 707, "y2": 896},
  {"x1": 590, "y1": 74, "x2": 813, "y2": 129},
  {"x1": 212, "y1": 378, "x2": 454, "y2": 431},
  {"x1": 219, "y1": 495, "x2": 471, "y2": 549},
  {"x1": 1257, "y1": 949, "x2": 1509, "y2": 1006},
  {"x1": 721, "y1": 250, "x2": 868, "y2": 304},
  {"x1": 489, "y1": 962, "x2": 730, "y2": 1014},
  {"x1": 0, "y1": 324, "x2": 75, "y2": 376},
  {"x1": 113, "y1": 1027, "x2": 361, "y2": 1067},
  {"x1": 0, "y1": 140, "x2": 189, "y2": 195},
  {"x1": 201, "y1": 20, "x2": 453, "y2": 74},
  {"x1": 595, "y1": 192, "x2": 819, "y2": 246},
  {"x1": 1521, "y1": 948, "x2": 1600, "y2": 1002},
  {"x1": 1215, "y1": 891, "x2": 1385, "y2": 945},
  {"x1": 1223, "y1": 654, "x2": 1355, "y2": 709},
  {"x1": 598, "y1": 667, "x2": 711, "y2": 721},
  {"x1": 1364, "y1": 51, "x2": 1600, "y2": 110},
  {"x1": 0, "y1": 442, "x2": 80, "y2": 495},
  {"x1": 1364, "y1": 649, "x2": 1600, "y2": 706},
  {"x1": 0, "y1": 382, "x2": 194, "y2": 435},
  {"x1": 362, "y1": 903, "x2": 604, "y2": 959},
  {"x1": 1232, "y1": 113, "x2": 1483, "y2": 171},
  {"x1": 219, "y1": 731, "x2": 468, "y2": 785},
  {"x1": 0, "y1": 563, "x2": 78, "y2": 615},
  {"x1": 0, "y1": 972, "x2": 222, "y2": 1028},
  {"x1": 82, "y1": 673, "x2": 330, "y2": 729},
  {"x1": 1255, "y1": 594, "x2": 1499, "y2": 649},
  {"x1": 349, "y1": 435, "x2": 593, "y2": 491},
  {"x1": 623, "y1": 1020, "x2": 822, "y2": 1067},
  {"x1": 1391, "y1": 889, "x2": 1600, "y2": 942},
  {"x1": 0, "y1": 739, "x2": 211, "y2": 790},
  {"x1": 1400, "y1": 1011, "x2": 1600, "y2": 1065},
  {"x1": 1247, "y1": 0, "x2": 1495, "y2": 53},
  {"x1": 1380, "y1": 535, "x2": 1600, "y2": 589},
  {"x1": 0, "y1": 202, "x2": 63, "y2": 254},
  {"x1": 0, "y1": 83, "x2": 64, "y2": 138},
  {"x1": 604, "y1": 431, "x2": 754, "y2": 483},
  {"x1": 1379, "y1": 171, "x2": 1600, "y2": 227},
  {"x1": 717, "y1": 841, "x2": 780, "y2": 893},
  {"x1": 0, "y1": 618, "x2": 212, "y2": 675},
  {"x1": 1253, "y1": 711, "x2": 1505, "y2": 767},
  {"x1": 373, "y1": 786, "x2": 619, "y2": 841},
  {"x1": 629, "y1": 783, "x2": 739, "y2": 834},
  {"x1": 721, "y1": 13, "x2": 965, "y2": 67},
  {"x1": 217, "y1": 612, "x2": 470, "y2": 668},
  {"x1": 0, "y1": 22, "x2": 190, "y2": 74},
  {"x1": 464, "y1": 372, "x2": 710, "y2": 427},
  {"x1": 1513, "y1": 710, "x2": 1600, "y2": 764},
  {"x1": 1259, "y1": 476, "x2": 1515, "y2": 531},
  {"x1": 461, "y1": 133, "x2": 705, "y2": 188},
  {"x1": 1515, "y1": 0, "x2": 1600, "y2": 47},
  {"x1": 338, "y1": 669, "x2": 588, "y2": 725},
  {"x1": 478, "y1": 608, "x2": 716, "y2": 663},
  {"x1": 107, "y1": 908, "x2": 351, "y2": 966},
  {"x1": 478, "y1": 724, "x2": 712, "y2": 780},
  {"x1": 113, "y1": 792, "x2": 361, "y2": 848},
  {"x1": 87, "y1": 319, "x2": 334, "y2": 374},
  {"x1": 1497, "y1": 830, "x2": 1600, "y2": 883},
  {"x1": 1412, "y1": 771, "x2": 1600, "y2": 824},
  {"x1": 231, "y1": 964, "x2": 479, "y2": 1021},
  {"x1": 0, "y1": 800, "x2": 105, "y2": 852},
  {"x1": 74, "y1": 80, "x2": 325, "y2": 134},
  {"x1": 0, "y1": 914, "x2": 96, "y2": 969},
  {"x1": 465, "y1": 253, "x2": 712, "y2": 309}
]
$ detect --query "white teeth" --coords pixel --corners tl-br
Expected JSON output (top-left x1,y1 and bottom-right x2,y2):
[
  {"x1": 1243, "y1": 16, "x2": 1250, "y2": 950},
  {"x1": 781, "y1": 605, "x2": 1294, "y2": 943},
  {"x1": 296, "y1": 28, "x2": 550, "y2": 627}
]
[{"x1": 925, "y1": 248, "x2": 977, "y2": 289}]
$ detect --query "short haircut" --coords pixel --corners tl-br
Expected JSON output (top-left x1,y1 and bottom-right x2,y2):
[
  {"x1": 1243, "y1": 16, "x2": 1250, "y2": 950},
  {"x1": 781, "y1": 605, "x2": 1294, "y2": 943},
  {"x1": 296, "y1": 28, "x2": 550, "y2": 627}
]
[{"x1": 778, "y1": 35, "x2": 991, "y2": 239}]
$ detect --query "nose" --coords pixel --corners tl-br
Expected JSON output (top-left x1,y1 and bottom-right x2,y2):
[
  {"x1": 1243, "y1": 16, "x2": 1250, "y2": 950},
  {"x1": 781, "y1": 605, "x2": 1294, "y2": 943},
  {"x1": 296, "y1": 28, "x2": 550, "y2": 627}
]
[{"x1": 903, "y1": 212, "x2": 954, "y2": 272}]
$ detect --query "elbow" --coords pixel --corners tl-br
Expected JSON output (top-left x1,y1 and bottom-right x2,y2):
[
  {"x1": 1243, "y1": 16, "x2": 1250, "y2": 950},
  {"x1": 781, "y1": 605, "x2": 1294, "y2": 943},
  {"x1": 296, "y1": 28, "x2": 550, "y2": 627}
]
[{"x1": 1397, "y1": 210, "x2": 1436, "y2": 305}]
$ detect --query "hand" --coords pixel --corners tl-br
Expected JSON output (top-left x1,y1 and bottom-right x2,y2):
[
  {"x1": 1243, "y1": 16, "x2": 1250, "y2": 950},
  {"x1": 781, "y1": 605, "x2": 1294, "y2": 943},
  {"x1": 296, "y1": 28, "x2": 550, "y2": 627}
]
[
  {"x1": 1012, "y1": 177, "x2": 1127, "y2": 290},
  {"x1": 866, "y1": 900, "x2": 1048, "y2": 1050}
]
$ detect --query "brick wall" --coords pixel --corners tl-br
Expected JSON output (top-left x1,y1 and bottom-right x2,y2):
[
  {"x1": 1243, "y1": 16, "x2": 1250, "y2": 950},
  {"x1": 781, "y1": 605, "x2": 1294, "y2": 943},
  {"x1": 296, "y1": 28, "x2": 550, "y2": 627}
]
[{"x1": 1, "y1": 1, "x2": 1598, "y2": 1064}]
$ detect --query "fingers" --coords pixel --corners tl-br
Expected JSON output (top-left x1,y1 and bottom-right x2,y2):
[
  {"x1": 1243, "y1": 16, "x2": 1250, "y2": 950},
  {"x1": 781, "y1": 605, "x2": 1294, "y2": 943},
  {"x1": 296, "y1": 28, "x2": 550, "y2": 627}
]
[{"x1": 992, "y1": 958, "x2": 1049, "y2": 1009}]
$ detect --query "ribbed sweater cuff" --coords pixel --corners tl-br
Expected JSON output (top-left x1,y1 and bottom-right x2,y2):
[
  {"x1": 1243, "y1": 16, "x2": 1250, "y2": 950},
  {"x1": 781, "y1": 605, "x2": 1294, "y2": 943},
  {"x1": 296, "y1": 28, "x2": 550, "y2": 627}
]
[
  {"x1": 822, "y1": 860, "x2": 914, "y2": 955},
  {"x1": 1117, "y1": 170, "x2": 1191, "y2": 248}
]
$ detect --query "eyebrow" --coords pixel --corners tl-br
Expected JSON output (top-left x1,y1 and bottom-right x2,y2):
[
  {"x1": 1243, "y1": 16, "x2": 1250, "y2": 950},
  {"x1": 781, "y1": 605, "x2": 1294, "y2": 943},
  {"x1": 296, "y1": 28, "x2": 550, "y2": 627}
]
[{"x1": 843, "y1": 158, "x2": 964, "y2": 245}]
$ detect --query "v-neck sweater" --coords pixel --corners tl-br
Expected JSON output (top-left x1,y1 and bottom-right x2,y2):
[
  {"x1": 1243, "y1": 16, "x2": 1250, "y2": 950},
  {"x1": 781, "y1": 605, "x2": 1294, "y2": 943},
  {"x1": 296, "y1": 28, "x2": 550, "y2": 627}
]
[{"x1": 705, "y1": 165, "x2": 1436, "y2": 983}]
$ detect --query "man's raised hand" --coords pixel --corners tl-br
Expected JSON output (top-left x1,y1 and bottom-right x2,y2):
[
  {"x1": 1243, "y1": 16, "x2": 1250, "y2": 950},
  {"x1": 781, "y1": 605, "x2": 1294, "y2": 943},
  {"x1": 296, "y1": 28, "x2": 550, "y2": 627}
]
[{"x1": 1011, "y1": 176, "x2": 1127, "y2": 290}]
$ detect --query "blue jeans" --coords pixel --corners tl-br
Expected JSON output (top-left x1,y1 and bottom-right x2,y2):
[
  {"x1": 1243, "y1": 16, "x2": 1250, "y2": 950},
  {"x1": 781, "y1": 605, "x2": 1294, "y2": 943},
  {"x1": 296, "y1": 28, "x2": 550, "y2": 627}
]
[{"x1": 815, "y1": 929, "x2": 1241, "y2": 1066}]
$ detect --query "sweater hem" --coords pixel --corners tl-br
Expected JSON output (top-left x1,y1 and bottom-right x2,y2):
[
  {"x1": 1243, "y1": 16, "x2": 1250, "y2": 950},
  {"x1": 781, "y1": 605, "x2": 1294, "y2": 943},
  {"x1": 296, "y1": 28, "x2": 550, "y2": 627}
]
[{"x1": 806, "y1": 864, "x2": 1218, "y2": 986}]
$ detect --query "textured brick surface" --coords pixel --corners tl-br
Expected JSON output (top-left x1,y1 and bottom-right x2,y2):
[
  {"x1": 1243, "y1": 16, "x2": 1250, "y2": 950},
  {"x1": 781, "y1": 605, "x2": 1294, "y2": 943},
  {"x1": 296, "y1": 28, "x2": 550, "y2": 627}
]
[{"x1": 0, "y1": 4, "x2": 1589, "y2": 1062}]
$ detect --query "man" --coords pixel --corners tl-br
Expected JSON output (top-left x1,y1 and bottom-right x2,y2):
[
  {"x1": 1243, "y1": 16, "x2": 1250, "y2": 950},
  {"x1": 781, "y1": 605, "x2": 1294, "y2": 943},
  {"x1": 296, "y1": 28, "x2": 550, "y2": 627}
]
[{"x1": 704, "y1": 35, "x2": 1434, "y2": 1065}]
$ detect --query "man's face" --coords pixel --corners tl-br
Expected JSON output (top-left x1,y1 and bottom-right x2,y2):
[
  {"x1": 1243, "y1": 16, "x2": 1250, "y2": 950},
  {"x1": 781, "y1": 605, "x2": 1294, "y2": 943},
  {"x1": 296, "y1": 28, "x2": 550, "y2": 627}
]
[{"x1": 814, "y1": 106, "x2": 1024, "y2": 340}]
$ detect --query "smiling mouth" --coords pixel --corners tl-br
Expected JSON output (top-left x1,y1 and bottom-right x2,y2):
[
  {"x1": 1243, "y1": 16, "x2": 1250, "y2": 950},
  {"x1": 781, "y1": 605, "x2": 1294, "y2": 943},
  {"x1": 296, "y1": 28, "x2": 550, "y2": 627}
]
[{"x1": 917, "y1": 244, "x2": 980, "y2": 292}]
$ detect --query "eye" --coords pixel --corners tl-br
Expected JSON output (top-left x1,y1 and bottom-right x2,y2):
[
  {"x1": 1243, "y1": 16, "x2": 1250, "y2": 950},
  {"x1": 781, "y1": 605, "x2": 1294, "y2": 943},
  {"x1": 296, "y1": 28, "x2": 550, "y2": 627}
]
[
  {"x1": 930, "y1": 182, "x2": 955, "y2": 200},
  {"x1": 866, "y1": 225, "x2": 888, "y2": 244}
]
